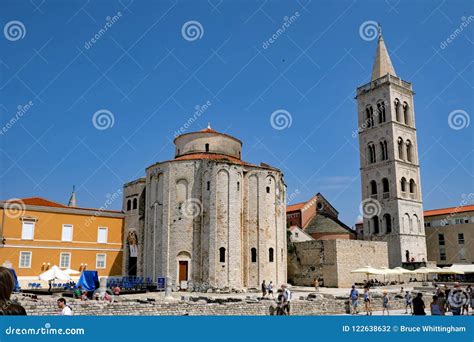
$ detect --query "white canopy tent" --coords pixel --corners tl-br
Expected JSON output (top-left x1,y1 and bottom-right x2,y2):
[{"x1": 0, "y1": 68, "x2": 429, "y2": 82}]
[
  {"x1": 350, "y1": 266, "x2": 385, "y2": 281},
  {"x1": 64, "y1": 268, "x2": 81, "y2": 275},
  {"x1": 443, "y1": 264, "x2": 474, "y2": 274},
  {"x1": 39, "y1": 265, "x2": 71, "y2": 282}
]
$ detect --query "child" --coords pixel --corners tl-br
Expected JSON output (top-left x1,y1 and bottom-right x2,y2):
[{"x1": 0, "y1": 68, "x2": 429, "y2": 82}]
[
  {"x1": 363, "y1": 287, "x2": 372, "y2": 316},
  {"x1": 382, "y1": 291, "x2": 390, "y2": 316},
  {"x1": 404, "y1": 291, "x2": 413, "y2": 314}
]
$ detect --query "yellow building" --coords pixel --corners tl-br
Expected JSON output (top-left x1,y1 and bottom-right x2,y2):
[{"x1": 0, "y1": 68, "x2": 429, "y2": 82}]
[
  {"x1": 0, "y1": 196, "x2": 124, "y2": 282},
  {"x1": 425, "y1": 204, "x2": 474, "y2": 266}
]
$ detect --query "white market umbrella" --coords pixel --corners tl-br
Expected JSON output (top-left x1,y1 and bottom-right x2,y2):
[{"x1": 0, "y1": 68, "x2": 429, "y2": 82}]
[
  {"x1": 433, "y1": 267, "x2": 464, "y2": 275},
  {"x1": 392, "y1": 267, "x2": 415, "y2": 283},
  {"x1": 446, "y1": 264, "x2": 474, "y2": 273},
  {"x1": 350, "y1": 266, "x2": 384, "y2": 281},
  {"x1": 64, "y1": 268, "x2": 80, "y2": 275},
  {"x1": 39, "y1": 265, "x2": 71, "y2": 281},
  {"x1": 378, "y1": 267, "x2": 398, "y2": 283}
]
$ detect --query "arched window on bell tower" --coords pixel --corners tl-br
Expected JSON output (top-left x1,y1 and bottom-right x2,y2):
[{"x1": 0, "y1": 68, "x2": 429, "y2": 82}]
[
  {"x1": 403, "y1": 102, "x2": 410, "y2": 126},
  {"x1": 377, "y1": 100, "x2": 386, "y2": 123},
  {"x1": 398, "y1": 138, "x2": 404, "y2": 160},
  {"x1": 394, "y1": 98, "x2": 401, "y2": 122},
  {"x1": 382, "y1": 178, "x2": 389, "y2": 198},
  {"x1": 406, "y1": 140, "x2": 413, "y2": 162},
  {"x1": 384, "y1": 214, "x2": 392, "y2": 233},
  {"x1": 380, "y1": 140, "x2": 388, "y2": 161},
  {"x1": 401, "y1": 177, "x2": 407, "y2": 195},
  {"x1": 366, "y1": 105, "x2": 374, "y2": 128},
  {"x1": 409, "y1": 179, "x2": 416, "y2": 199},
  {"x1": 370, "y1": 180, "x2": 377, "y2": 198},
  {"x1": 367, "y1": 142, "x2": 376, "y2": 164},
  {"x1": 373, "y1": 216, "x2": 380, "y2": 234}
]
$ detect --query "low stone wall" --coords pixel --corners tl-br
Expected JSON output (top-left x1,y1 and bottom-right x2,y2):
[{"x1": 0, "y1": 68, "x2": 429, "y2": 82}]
[{"x1": 19, "y1": 297, "x2": 405, "y2": 316}]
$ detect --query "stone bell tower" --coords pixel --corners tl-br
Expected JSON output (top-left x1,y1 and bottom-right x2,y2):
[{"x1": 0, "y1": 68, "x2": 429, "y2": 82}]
[{"x1": 356, "y1": 27, "x2": 427, "y2": 267}]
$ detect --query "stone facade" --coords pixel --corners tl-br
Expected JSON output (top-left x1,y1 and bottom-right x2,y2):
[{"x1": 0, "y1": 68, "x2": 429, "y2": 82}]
[
  {"x1": 356, "y1": 34, "x2": 427, "y2": 267},
  {"x1": 123, "y1": 127, "x2": 287, "y2": 291},
  {"x1": 288, "y1": 240, "x2": 388, "y2": 287}
]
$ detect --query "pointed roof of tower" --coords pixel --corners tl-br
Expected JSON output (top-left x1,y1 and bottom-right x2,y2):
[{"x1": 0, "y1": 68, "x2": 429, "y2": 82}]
[
  {"x1": 371, "y1": 25, "x2": 397, "y2": 81},
  {"x1": 68, "y1": 185, "x2": 77, "y2": 207}
]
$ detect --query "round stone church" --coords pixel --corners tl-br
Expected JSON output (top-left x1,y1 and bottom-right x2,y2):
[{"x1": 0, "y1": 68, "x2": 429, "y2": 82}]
[{"x1": 123, "y1": 126, "x2": 287, "y2": 291}]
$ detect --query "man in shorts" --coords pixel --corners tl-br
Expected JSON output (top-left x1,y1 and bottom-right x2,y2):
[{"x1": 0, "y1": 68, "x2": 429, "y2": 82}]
[{"x1": 349, "y1": 285, "x2": 359, "y2": 315}]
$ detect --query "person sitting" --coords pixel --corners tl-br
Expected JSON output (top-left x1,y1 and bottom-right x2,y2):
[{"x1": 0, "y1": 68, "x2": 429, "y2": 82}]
[
  {"x1": 73, "y1": 286, "x2": 83, "y2": 299},
  {"x1": 0, "y1": 267, "x2": 26, "y2": 315}
]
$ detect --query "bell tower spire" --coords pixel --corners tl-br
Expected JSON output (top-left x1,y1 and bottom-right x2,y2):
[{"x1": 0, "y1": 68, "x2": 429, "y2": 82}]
[
  {"x1": 371, "y1": 24, "x2": 397, "y2": 81},
  {"x1": 356, "y1": 29, "x2": 427, "y2": 268}
]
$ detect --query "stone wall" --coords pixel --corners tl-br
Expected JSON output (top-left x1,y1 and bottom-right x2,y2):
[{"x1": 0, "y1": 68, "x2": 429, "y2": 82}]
[
  {"x1": 19, "y1": 297, "x2": 405, "y2": 316},
  {"x1": 288, "y1": 240, "x2": 388, "y2": 287}
]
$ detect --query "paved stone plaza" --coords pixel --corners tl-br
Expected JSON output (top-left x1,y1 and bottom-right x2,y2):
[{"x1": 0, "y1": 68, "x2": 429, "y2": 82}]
[{"x1": 16, "y1": 284, "x2": 471, "y2": 316}]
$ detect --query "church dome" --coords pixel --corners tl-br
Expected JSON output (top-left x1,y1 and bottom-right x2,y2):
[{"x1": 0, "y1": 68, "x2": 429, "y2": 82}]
[{"x1": 174, "y1": 125, "x2": 243, "y2": 159}]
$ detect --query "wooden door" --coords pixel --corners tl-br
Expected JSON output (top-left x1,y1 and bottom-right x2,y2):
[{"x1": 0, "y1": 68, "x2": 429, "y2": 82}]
[{"x1": 179, "y1": 261, "x2": 188, "y2": 282}]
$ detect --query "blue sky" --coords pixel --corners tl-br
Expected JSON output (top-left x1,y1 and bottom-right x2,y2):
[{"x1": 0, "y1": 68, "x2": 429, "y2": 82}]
[{"x1": 1, "y1": 0, "x2": 473, "y2": 225}]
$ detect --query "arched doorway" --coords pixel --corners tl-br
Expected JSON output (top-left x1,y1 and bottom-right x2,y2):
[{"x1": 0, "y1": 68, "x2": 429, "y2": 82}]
[{"x1": 176, "y1": 251, "x2": 191, "y2": 290}]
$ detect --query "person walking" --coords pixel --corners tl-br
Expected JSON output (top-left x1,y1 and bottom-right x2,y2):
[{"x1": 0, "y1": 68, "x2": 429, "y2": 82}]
[
  {"x1": 261, "y1": 280, "x2": 267, "y2": 298},
  {"x1": 436, "y1": 291, "x2": 446, "y2": 315},
  {"x1": 349, "y1": 285, "x2": 359, "y2": 315},
  {"x1": 468, "y1": 285, "x2": 474, "y2": 314},
  {"x1": 404, "y1": 291, "x2": 413, "y2": 314},
  {"x1": 450, "y1": 283, "x2": 463, "y2": 316},
  {"x1": 412, "y1": 292, "x2": 426, "y2": 315},
  {"x1": 462, "y1": 285, "x2": 471, "y2": 315},
  {"x1": 313, "y1": 278, "x2": 319, "y2": 292},
  {"x1": 57, "y1": 298, "x2": 72, "y2": 316},
  {"x1": 363, "y1": 287, "x2": 372, "y2": 316},
  {"x1": 282, "y1": 284, "x2": 292, "y2": 315},
  {"x1": 0, "y1": 267, "x2": 26, "y2": 315},
  {"x1": 267, "y1": 281, "x2": 274, "y2": 299},
  {"x1": 382, "y1": 291, "x2": 390, "y2": 316},
  {"x1": 430, "y1": 295, "x2": 443, "y2": 315}
]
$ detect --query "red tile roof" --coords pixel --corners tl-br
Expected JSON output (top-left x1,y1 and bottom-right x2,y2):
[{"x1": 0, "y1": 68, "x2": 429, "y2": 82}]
[
  {"x1": 200, "y1": 127, "x2": 218, "y2": 133},
  {"x1": 10, "y1": 197, "x2": 67, "y2": 208},
  {"x1": 424, "y1": 205, "x2": 474, "y2": 217},
  {"x1": 175, "y1": 153, "x2": 251, "y2": 165},
  {"x1": 3, "y1": 197, "x2": 122, "y2": 214},
  {"x1": 286, "y1": 202, "x2": 306, "y2": 212}
]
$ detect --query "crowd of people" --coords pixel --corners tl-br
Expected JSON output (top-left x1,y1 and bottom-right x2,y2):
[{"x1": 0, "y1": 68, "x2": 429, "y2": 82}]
[
  {"x1": 349, "y1": 282, "x2": 474, "y2": 316},
  {"x1": 2, "y1": 264, "x2": 474, "y2": 317},
  {"x1": 261, "y1": 280, "x2": 292, "y2": 315}
]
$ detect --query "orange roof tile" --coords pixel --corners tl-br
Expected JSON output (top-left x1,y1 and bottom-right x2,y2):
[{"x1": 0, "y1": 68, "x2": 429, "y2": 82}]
[
  {"x1": 175, "y1": 153, "x2": 250, "y2": 165},
  {"x1": 424, "y1": 205, "x2": 474, "y2": 217},
  {"x1": 3, "y1": 197, "x2": 122, "y2": 214},
  {"x1": 286, "y1": 202, "x2": 306, "y2": 212},
  {"x1": 12, "y1": 197, "x2": 67, "y2": 208},
  {"x1": 200, "y1": 127, "x2": 218, "y2": 133}
]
